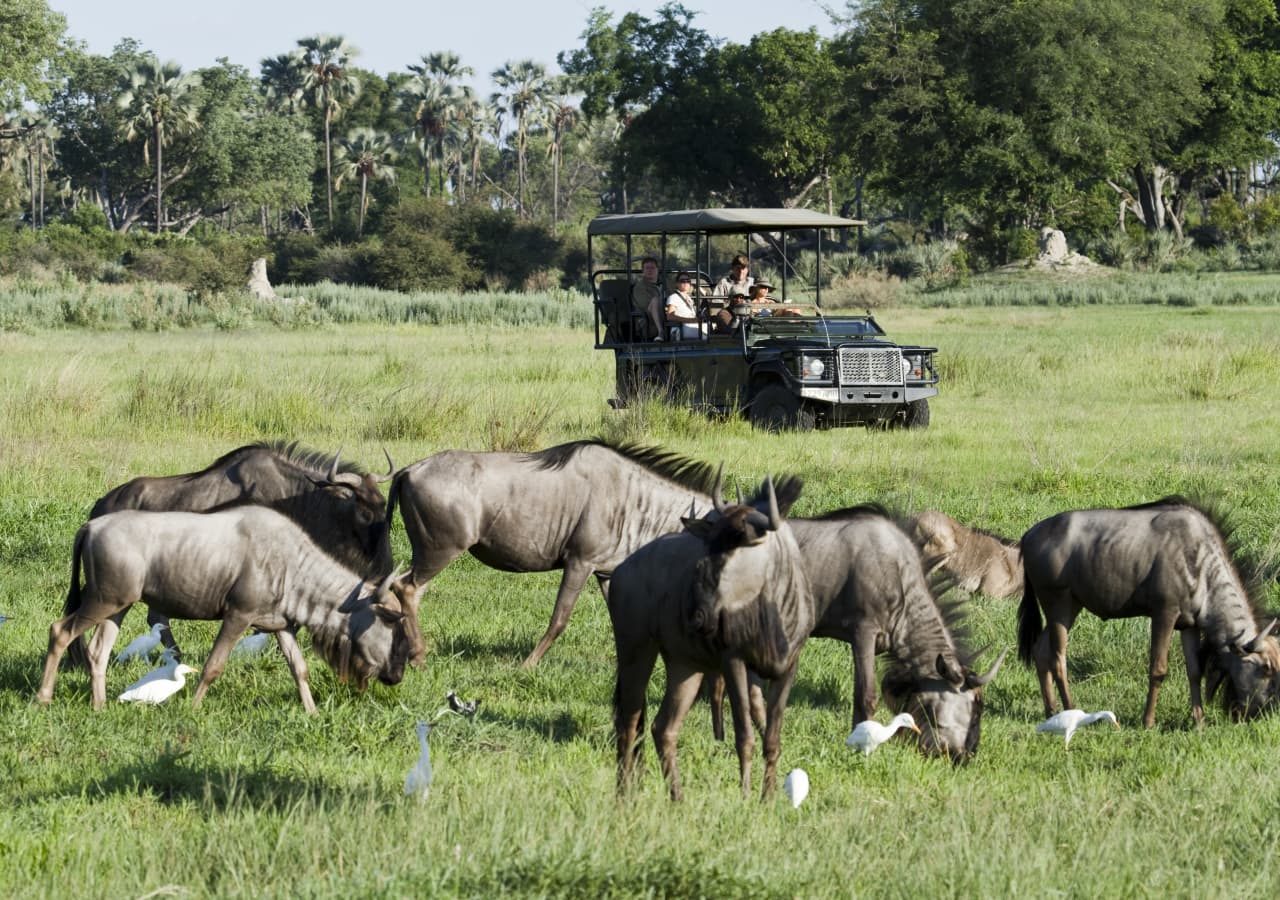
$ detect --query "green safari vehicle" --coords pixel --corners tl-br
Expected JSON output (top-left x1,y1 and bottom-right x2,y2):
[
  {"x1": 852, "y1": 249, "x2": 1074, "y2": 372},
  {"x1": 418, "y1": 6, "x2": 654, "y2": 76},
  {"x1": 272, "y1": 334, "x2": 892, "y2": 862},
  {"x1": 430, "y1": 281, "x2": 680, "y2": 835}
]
[{"x1": 588, "y1": 208, "x2": 939, "y2": 430}]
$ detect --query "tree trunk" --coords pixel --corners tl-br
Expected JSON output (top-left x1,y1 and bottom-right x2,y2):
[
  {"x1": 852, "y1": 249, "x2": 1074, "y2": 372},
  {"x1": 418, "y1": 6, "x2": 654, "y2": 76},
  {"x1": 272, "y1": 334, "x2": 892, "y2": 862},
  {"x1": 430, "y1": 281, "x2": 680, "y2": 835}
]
[
  {"x1": 1132, "y1": 163, "x2": 1166, "y2": 233},
  {"x1": 358, "y1": 172, "x2": 368, "y2": 236},
  {"x1": 154, "y1": 118, "x2": 164, "y2": 234},
  {"x1": 552, "y1": 139, "x2": 561, "y2": 228},
  {"x1": 423, "y1": 133, "x2": 432, "y2": 198},
  {"x1": 324, "y1": 106, "x2": 334, "y2": 226}
]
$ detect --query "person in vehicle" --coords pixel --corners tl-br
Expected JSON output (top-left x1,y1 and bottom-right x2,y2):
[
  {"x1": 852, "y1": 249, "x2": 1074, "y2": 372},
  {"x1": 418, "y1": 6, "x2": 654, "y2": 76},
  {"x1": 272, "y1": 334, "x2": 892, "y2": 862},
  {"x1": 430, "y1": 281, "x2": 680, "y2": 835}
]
[
  {"x1": 714, "y1": 254, "x2": 753, "y2": 299},
  {"x1": 631, "y1": 256, "x2": 664, "y2": 340},
  {"x1": 665, "y1": 272, "x2": 707, "y2": 340}
]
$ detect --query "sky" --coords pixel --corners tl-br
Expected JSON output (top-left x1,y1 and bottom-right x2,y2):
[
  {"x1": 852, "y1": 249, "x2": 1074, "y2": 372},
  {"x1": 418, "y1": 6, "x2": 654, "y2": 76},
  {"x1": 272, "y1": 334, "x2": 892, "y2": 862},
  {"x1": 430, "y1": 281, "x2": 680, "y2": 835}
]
[{"x1": 48, "y1": 0, "x2": 842, "y2": 94}]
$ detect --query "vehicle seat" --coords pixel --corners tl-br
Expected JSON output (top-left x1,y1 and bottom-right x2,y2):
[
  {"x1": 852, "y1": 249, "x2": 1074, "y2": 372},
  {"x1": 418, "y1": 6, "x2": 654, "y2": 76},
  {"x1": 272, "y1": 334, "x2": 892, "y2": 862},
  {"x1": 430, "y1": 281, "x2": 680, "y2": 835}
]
[{"x1": 596, "y1": 279, "x2": 647, "y2": 343}]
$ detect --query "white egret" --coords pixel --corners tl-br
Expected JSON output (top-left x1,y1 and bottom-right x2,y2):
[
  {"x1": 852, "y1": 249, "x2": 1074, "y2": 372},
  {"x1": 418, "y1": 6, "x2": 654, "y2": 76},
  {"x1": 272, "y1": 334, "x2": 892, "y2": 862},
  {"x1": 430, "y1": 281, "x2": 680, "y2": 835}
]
[
  {"x1": 231, "y1": 632, "x2": 272, "y2": 659},
  {"x1": 846, "y1": 713, "x2": 921, "y2": 756},
  {"x1": 118, "y1": 660, "x2": 198, "y2": 704},
  {"x1": 115, "y1": 622, "x2": 165, "y2": 663},
  {"x1": 404, "y1": 721, "x2": 433, "y2": 801},
  {"x1": 783, "y1": 769, "x2": 809, "y2": 808},
  {"x1": 1036, "y1": 709, "x2": 1119, "y2": 747}
]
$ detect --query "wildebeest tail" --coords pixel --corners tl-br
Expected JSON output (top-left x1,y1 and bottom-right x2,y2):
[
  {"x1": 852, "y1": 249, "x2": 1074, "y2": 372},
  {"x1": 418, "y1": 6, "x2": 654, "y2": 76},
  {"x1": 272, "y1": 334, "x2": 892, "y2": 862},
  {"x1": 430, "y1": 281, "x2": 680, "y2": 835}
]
[
  {"x1": 1016, "y1": 569, "x2": 1042, "y2": 667},
  {"x1": 384, "y1": 470, "x2": 406, "y2": 533},
  {"x1": 63, "y1": 524, "x2": 90, "y2": 668}
]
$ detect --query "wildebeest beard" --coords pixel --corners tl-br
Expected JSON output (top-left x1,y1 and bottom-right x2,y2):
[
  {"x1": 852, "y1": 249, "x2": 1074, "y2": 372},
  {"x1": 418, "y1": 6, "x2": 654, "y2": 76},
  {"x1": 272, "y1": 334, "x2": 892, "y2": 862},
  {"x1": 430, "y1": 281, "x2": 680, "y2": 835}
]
[{"x1": 687, "y1": 554, "x2": 792, "y2": 671}]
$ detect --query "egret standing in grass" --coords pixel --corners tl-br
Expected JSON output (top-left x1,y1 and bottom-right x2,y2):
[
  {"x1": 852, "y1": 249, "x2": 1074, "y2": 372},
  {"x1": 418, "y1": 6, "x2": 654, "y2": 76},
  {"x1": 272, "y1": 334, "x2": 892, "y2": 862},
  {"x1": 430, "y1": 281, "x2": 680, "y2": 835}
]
[
  {"x1": 1036, "y1": 709, "x2": 1120, "y2": 747},
  {"x1": 404, "y1": 721, "x2": 433, "y2": 801},
  {"x1": 118, "y1": 660, "x2": 198, "y2": 704},
  {"x1": 783, "y1": 769, "x2": 809, "y2": 808},
  {"x1": 115, "y1": 622, "x2": 166, "y2": 664},
  {"x1": 846, "y1": 713, "x2": 921, "y2": 756},
  {"x1": 231, "y1": 632, "x2": 272, "y2": 659}
]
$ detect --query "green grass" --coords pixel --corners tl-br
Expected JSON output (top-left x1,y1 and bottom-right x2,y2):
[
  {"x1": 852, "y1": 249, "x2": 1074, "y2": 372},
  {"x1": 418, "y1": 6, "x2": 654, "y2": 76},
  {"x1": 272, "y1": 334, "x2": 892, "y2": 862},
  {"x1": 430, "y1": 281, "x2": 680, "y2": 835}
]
[{"x1": 1, "y1": 302, "x2": 1279, "y2": 896}]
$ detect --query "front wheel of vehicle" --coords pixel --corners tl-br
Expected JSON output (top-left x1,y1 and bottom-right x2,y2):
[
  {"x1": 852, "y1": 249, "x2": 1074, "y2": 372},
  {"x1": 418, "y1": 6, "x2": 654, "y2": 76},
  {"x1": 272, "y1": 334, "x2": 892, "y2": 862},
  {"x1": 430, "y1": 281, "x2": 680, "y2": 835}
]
[
  {"x1": 902, "y1": 398, "x2": 930, "y2": 429},
  {"x1": 749, "y1": 385, "x2": 815, "y2": 432}
]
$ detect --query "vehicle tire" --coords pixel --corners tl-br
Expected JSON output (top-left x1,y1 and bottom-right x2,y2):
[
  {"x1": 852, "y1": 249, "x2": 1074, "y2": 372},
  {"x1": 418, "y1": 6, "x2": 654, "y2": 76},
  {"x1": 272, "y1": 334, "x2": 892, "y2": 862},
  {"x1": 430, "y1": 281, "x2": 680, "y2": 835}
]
[
  {"x1": 749, "y1": 385, "x2": 815, "y2": 432},
  {"x1": 902, "y1": 398, "x2": 930, "y2": 429}
]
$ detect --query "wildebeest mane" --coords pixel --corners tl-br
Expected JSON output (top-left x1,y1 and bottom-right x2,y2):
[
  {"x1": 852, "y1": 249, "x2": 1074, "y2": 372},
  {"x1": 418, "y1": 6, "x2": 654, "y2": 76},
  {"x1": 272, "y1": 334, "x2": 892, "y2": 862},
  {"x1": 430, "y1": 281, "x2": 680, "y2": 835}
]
[
  {"x1": 527, "y1": 439, "x2": 719, "y2": 494},
  {"x1": 808, "y1": 502, "x2": 892, "y2": 523},
  {"x1": 196, "y1": 440, "x2": 368, "y2": 480}
]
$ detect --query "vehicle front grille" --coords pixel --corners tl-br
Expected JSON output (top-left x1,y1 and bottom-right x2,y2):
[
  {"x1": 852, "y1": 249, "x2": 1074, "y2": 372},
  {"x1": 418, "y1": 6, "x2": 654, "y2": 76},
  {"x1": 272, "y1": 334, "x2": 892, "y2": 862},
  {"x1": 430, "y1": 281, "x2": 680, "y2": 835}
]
[{"x1": 838, "y1": 348, "x2": 903, "y2": 385}]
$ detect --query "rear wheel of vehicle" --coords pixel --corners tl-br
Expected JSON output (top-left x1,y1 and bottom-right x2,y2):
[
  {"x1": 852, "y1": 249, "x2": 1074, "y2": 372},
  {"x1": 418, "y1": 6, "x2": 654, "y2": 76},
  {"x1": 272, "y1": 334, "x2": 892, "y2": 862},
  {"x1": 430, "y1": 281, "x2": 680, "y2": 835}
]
[
  {"x1": 902, "y1": 398, "x2": 930, "y2": 429},
  {"x1": 749, "y1": 385, "x2": 815, "y2": 432}
]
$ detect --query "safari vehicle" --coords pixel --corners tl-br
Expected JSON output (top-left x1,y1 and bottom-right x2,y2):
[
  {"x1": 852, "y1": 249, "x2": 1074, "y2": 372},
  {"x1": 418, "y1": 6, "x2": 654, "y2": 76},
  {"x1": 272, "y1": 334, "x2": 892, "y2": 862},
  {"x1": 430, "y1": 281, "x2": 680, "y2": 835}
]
[{"x1": 588, "y1": 208, "x2": 939, "y2": 430}]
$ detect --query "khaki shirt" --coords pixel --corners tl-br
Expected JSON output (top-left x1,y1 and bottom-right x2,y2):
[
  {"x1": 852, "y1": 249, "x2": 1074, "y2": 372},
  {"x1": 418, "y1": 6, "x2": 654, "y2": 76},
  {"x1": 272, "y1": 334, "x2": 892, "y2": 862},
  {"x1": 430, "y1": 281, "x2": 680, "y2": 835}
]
[
  {"x1": 714, "y1": 275, "x2": 753, "y2": 299},
  {"x1": 631, "y1": 279, "x2": 664, "y2": 337}
]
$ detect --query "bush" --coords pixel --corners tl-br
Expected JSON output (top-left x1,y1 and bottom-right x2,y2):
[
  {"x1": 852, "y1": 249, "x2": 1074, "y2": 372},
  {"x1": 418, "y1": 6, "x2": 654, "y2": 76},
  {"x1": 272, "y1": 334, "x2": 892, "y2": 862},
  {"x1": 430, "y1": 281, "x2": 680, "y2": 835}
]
[{"x1": 370, "y1": 228, "x2": 472, "y2": 292}]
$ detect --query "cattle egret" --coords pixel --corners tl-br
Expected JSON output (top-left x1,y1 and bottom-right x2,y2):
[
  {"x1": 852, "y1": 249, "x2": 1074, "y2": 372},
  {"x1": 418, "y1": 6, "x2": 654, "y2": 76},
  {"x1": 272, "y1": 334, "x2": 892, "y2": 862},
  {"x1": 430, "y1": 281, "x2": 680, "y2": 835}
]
[
  {"x1": 846, "y1": 713, "x2": 921, "y2": 756},
  {"x1": 1036, "y1": 709, "x2": 1120, "y2": 747},
  {"x1": 231, "y1": 632, "x2": 272, "y2": 659},
  {"x1": 446, "y1": 690, "x2": 479, "y2": 717},
  {"x1": 783, "y1": 769, "x2": 809, "y2": 808},
  {"x1": 115, "y1": 623, "x2": 166, "y2": 663},
  {"x1": 118, "y1": 661, "x2": 198, "y2": 704},
  {"x1": 404, "y1": 721, "x2": 433, "y2": 801}
]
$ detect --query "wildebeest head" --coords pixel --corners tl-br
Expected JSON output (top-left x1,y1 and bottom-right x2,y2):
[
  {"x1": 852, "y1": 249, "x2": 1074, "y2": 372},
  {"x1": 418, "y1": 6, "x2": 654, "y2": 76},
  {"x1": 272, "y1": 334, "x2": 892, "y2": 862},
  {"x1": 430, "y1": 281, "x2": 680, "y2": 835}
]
[
  {"x1": 319, "y1": 570, "x2": 413, "y2": 690},
  {"x1": 1210, "y1": 621, "x2": 1280, "y2": 719},
  {"x1": 881, "y1": 649, "x2": 1008, "y2": 763},
  {"x1": 307, "y1": 449, "x2": 395, "y2": 576}
]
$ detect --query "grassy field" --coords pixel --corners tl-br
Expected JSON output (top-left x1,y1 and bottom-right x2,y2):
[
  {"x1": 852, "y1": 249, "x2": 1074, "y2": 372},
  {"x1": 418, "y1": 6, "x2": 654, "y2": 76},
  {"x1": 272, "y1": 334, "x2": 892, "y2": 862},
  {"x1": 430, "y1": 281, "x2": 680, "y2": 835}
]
[{"x1": 2, "y1": 301, "x2": 1279, "y2": 897}]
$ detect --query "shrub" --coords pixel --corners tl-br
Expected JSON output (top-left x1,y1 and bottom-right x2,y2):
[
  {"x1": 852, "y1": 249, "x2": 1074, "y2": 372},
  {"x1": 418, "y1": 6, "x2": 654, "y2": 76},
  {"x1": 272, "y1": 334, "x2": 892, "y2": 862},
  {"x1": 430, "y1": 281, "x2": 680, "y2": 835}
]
[{"x1": 370, "y1": 228, "x2": 472, "y2": 292}]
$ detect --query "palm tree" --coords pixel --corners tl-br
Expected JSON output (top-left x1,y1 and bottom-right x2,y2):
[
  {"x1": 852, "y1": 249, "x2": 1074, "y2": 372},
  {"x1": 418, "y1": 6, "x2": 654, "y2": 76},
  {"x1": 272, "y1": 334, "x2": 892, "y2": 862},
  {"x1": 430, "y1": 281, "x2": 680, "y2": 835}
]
[
  {"x1": 116, "y1": 57, "x2": 203, "y2": 234},
  {"x1": 335, "y1": 127, "x2": 397, "y2": 235},
  {"x1": 400, "y1": 76, "x2": 464, "y2": 198},
  {"x1": 541, "y1": 76, "x2": 578, "y2": 228},
  {"x1": 408, "y1": 51, "x2": 473, "y2": 87},
  {"x1": 260, "y1": 51, "x2": 307, "y2": 113},
  {"x1": 295, "y1": 34, "x2": 361, "y2": 227},
  {"x1": 491, "y1": 59, "x2": 550, "y2": 217}
]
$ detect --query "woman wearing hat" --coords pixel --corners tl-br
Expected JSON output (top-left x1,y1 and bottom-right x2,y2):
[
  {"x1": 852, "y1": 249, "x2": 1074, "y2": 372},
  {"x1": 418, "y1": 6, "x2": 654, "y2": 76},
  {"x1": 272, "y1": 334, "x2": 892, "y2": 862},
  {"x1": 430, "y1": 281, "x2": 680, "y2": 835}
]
[{"x1": 664, "y1": 272, "x2": 707, "y2": 340}]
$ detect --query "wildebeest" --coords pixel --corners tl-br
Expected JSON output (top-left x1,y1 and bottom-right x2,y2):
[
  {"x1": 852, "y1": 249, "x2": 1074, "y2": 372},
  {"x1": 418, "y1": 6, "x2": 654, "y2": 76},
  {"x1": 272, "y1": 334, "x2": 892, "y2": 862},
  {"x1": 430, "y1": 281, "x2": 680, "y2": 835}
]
[
  {"x1": 1018, "y1": 497, "x2": 1280, "y2": 728},
  {"x1": 908, "y1": 509, "x2": 1023, "y2": 599},
  {"x1": 609, "y1": 475, "x2": 813, "y2": 801},
  {"x1": 37, "y1": 506, "x2": 414, "y2": 712},
  {"x1": 799, "y1": 506, "x2": 1007, "y2": 762},
  {"x1": 70, "y1": 441, "x2": 395, "y2": 664},
  {"x1": 386, "y1": 440, "x2": 720, "y2": 668},
  {"x1": 708, "y1": 505, "x2": 1007, "y2": 762}
]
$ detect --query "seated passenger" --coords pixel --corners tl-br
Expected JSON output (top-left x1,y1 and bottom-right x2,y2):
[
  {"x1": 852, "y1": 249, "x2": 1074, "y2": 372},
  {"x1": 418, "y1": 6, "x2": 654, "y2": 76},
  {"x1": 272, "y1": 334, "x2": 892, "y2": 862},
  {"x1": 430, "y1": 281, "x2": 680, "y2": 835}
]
[
  {"x1": 714, "y1": 254, "x2": 753, "y2": 299},
  {"x1": 665, "y1": 272, "x2": 707, "y2": 340},
  {"x1": 631, "y1": 256, "x2": 665, "y2": 340},
  {"x1": 747, "y1": 281, "x2": 801, "y2": 317}
]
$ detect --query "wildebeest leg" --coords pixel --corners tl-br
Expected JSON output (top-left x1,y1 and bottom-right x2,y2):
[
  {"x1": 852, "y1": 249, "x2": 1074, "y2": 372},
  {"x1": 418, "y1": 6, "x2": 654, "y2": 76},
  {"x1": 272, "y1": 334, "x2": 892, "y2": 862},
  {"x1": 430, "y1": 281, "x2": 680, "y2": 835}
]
[
  {"x1": 724, "y1": 658, "x2": 756, "y2": 797},
  {"x1": 707, "y1": 673, "x2": 726, "y2": 741},
  {"x1": 146, "y1": 609, "x2": 181, "y2": 661},
  {"x1": 652, "y1": 660, "x2": 703, "y2": 802},
  {"x1": 760, "y1": 660, "x2": 799, "y2": 801},
  {"x1": 192, "y1": 617, "x2": 249, "y2": 709},
  {"x1": 396, "y1": 549, "x2": 465, "y2": 666},
  {"x1": 614, "y1": 641, "x2": 658, "y2": 794},
  {"x1": 1181, "y1": 628, "x2": 1204, "y2": 727},
  {"x1": 851, "y1": 627, "x2": 879, "y2": 726},
  {"x1": 274, "y1": 627, "x2": 316, "y2": 714},
  {"x1": 86, "y1": 613, "x2": 123, "y2": 710},
  {"x1": 1047, "y1": 612, "x2": 1075, "y2": 713},
  {"x1": 522, "y1": 560, "x2": 593, "y2": 669},
  {"x1": 1033, "y1": 633, "x2": 1057, "y2": 715},
  {"x1": 36, "y1": 612, "x2": 106, "y2": 706},
  {"x1": 1142, "y1": 613, "x2": 1177, "y2": 729}
]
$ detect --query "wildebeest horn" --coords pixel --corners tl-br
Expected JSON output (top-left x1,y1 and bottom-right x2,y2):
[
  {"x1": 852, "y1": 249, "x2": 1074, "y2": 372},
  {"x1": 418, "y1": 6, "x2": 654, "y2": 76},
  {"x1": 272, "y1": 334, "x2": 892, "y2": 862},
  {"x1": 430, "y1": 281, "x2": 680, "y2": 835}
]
[
  {"x1": 712, "y1": 463, "x2": 726, "y2": 513},
  {"x1": 1246, "y1": 618, "x2": 1279, "y2": 653},
  {"x1": 936, "y1": 653, "x2": 964, "y2": 686},
  {"x1": 373, "y1": 447, "x2": 396, "y2": 484},
  {"x1": 966, "y1": 648, "x2": 1010, "y2": 687},
  {"x1": 765, "y1": 474, "x2": 781, "y2": 531},
  {"x1": 328, "y1": 446, "x2": 343, "y2": 483},
  {"x1": 736, "y1": 485, "x2": 744, "y2": 505}
]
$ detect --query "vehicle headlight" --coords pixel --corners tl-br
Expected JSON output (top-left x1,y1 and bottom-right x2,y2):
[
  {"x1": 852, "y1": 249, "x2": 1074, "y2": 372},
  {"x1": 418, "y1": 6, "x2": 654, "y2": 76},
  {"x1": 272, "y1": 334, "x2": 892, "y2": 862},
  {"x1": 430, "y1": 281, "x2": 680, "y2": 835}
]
[
  {"x1": 798, "y1": 353, "x2": 830, "y2": 381},
  {"x1": 902, "y1": 353, "x2": 927, "y2": 380}
]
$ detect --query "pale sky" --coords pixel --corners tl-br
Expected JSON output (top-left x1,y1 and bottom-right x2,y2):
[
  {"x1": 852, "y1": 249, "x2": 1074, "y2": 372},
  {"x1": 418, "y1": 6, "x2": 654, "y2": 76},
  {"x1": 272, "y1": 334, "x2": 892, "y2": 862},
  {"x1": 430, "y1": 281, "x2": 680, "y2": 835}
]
[{"x1": 49, "y1": 0, "x2": 842, "y2": 94}]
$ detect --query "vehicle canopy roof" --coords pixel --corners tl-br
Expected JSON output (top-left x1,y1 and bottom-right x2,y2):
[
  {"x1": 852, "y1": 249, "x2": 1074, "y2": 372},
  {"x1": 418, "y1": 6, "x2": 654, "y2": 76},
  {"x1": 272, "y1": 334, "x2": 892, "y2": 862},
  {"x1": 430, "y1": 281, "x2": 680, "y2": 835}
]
[{"x1": 587, "y1": 208, "x2": 864, "y2": 236}]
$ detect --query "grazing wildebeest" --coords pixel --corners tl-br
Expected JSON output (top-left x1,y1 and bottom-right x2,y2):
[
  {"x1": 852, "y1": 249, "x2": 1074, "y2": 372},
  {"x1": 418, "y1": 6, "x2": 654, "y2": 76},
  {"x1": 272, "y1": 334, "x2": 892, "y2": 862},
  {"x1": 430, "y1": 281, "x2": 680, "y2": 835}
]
[
  {"x1": 38, "y1": 506, "x2": 414, "y2": 712},
  {"x1": 609, "y1": 475, "x2": 813, "y2": 801},
  {"x1": 70, "y1": 441, "x2": 395, "y2": 665},
  {"x1": 708, "y1": 505, "x2": 1007, "y2": 762},
  {"x1": 907, "y1": 509, "x2": 1023, "y2": 599},
  {"x1": 385, "y1": 440, "x2": 720, "y2": 668},
  {"x1": 1018, "y1": 497, "x2": 1280, "y2": 728}
]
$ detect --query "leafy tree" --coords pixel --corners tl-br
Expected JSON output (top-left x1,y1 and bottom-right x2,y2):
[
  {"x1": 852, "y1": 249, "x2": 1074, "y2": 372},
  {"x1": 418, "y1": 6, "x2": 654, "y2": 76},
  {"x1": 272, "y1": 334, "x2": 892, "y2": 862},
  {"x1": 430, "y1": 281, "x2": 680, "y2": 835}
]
[
  {"x1": 540, "y1": 75, "x2": 578, "y2": 227},
  {"x1": 116, "y1": 57, "x2": 202, "y2": 233},
  {"x1": 295, "y1": 34, "x2": 361, "y2": 226},
  {"x1": 0, "y1": 0, "x2": 65, "y2": 109},
  {"x1": 334, "y1": 126, "x2": 397, "y2": 235}
]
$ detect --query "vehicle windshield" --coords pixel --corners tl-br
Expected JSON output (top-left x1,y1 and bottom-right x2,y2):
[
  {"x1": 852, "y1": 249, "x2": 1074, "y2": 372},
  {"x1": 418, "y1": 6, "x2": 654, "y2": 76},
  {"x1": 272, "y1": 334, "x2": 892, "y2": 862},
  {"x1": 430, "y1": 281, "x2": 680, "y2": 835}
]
[{"x1": 745, "y1": 314, "x2": 885, "y2": 345}]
